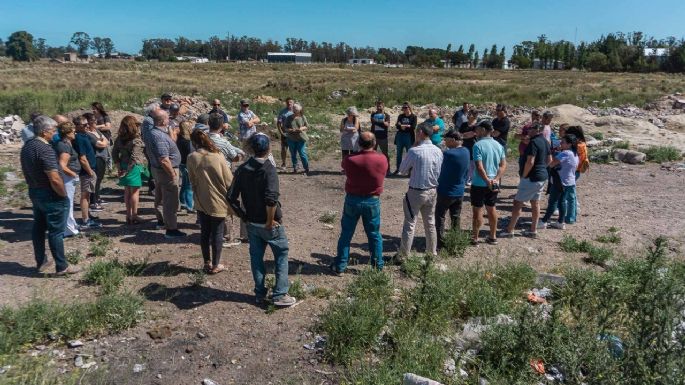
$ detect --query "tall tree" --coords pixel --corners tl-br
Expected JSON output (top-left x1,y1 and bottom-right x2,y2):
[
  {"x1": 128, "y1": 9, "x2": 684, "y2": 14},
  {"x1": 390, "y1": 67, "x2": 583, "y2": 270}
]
[
  {"x1": 6, "y1": 31, "x2": 38, "y2": 61},
  {"x1": 0, "y1": 38, "x2": 5, "y2": 56},
  {"x1": 102, "y1": 38, "x2": 115, "y2": 57},
  {"x1": 33, "y1": 38, "x2": 47, "y2": 57},
  {"x1": 90, "y1": 37, "x2": 104, "y2": 55},
  {"x1": 70, "y1": 32, "x2": 91, "y2": 55}
]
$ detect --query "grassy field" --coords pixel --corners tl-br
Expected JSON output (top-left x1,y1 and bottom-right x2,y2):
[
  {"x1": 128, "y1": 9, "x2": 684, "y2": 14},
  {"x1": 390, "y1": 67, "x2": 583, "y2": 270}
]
[{"x1": 1, "y1": 61, "x2": 685, "y2": 121}]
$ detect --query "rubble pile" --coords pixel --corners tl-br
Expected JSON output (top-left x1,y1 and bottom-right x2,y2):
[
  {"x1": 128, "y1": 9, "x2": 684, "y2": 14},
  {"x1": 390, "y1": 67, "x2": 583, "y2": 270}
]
[{"x1": 0, "y1": 115, "x2": 24, "y2": 144}]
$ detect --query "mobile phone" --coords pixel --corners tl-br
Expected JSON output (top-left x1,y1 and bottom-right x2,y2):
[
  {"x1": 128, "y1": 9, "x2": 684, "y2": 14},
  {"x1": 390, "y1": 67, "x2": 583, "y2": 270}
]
[{"x1": 490, "y1": 182, "x2": 500, "y2": 192}]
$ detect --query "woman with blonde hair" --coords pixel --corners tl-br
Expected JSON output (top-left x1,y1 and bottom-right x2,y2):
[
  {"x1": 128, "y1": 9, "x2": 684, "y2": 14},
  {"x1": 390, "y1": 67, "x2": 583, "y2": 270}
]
[
  {"x1": 176, "y1": 120, "x2": 195, "y2": 214},
  {"x1": 340, "y1": 106, "x2": 360, "y2": 159},
  {"x1": 112, "y1": 115, "x2": 147, "y2": 225},
  {"x1": 187, "y1": 130, "x2": 233, "y2": 274}
]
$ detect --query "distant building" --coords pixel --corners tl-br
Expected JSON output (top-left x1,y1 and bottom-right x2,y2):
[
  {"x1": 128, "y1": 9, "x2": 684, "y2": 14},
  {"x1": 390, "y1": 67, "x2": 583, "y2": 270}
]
[
  {"x1": 644, "y1": 48, "x2": 669, "y2": 64},
  {"x1": 348, "y1": 58, "x2": 375, "y2": 65},
  {"x1": 532, "y1": 59, "x2": 564, "y2": 70},
  {"x1": 175, "y1": 56, "x2": 210, "y2": 63},
  {"x1": 267, "y1": 52, "x2": 312, "y2": 64},
  {"x1": 63, "y1": 52, "x2": 90, "y2": 63}
]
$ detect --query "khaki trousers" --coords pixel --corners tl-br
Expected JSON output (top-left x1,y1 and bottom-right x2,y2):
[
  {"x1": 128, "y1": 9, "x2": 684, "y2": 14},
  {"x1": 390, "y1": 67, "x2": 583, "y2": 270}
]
[
  {"x1": 151, "y1": 167, "x2": 180, "y2": 230},
  {"x1": 399, "y1": 188, "x2": 438, "y2": 257}
]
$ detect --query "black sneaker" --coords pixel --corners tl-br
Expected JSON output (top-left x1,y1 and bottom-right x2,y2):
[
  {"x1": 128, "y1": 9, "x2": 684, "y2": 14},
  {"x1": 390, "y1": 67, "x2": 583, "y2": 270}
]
[{"x1": 165, "y1": 229, "x2": 187, "y2": 239}]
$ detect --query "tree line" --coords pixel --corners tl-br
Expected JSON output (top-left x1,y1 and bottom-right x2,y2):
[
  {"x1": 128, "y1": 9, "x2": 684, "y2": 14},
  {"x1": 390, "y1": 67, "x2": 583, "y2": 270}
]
[
  {"x1": 1, "y1": 31, "x2": 115, "y2": 61},
  {"x1": 2, "y1": 29, "x2": 684, "y2": 72}
]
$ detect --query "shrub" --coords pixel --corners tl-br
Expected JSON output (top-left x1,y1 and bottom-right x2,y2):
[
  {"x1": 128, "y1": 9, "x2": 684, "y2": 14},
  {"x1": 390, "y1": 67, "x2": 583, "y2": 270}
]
[
  {"x1": 66, "y1": 250, "x2": 83, "y2": 265},
  {"x1": 644, "y1": 145, "x2": 682, "y2": 163},
  {"x1": 88, "y1": 233, "x2": 112, "y2": 257},
  {"x1": 318, "y1": 211, "x2": 337, "y2": 224},
  {"x1": 589, "y1": 131, "x2": 605, "y2": 140},
  {"x1": 289, "y1": 278, "x2": 306, "y2": 300},
  {"x1": 82, "y1": 259, "x2": 126, "y2": 294},
  {"x1": 596, "y1": 227, "x2": 622, "y2": 244},
  {"x1": 0, "y1": 292, "x2": 143, "y2": 355},
  {"x1": 439, "y1": 228, "x2": 472, "y2": 258},
  {"x1": 559, "y1": 235, "x2": 593, "y2": 253}
]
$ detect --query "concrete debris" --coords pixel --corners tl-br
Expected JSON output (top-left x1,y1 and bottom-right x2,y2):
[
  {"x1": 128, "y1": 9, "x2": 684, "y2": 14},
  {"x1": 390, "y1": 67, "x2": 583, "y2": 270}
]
[
  {"x1": 202, "y1": 379, "x2": 219, "y2": 385},
  {"x1": 132, "y1": 363, "x2": 145, "y2": 373},
  {"x1": 67, "y1": 340, "x2": 84, "y2": 348},
  {"x1": 0, "y1": 115, "x2": 25, "y2": 143},
  {"x1": 613, "y1": 149, "x2": 646, "y2": 164},
  {"x1": 403, "y1": 373, "x2": 444, "y2": 385},
  {"x1": 303, "y1": 335, "x2": 326, "y2": 351}
]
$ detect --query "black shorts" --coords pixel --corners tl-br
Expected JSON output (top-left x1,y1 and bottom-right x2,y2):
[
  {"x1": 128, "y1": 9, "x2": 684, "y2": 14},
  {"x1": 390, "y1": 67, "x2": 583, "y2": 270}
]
[{"x1": 470, "y1": 185, "x2": 498, "y2": 208}]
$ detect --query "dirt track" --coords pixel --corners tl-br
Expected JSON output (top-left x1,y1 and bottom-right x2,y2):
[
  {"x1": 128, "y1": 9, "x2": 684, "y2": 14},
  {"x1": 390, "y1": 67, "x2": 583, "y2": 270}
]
[{"x1": 1, "y1": 141, "x2": 685, "y2": 384}]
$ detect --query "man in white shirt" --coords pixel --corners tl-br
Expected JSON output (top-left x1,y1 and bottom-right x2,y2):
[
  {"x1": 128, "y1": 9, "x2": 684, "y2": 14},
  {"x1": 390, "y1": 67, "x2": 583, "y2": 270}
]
[{"x1": 395, "y1": 124, "x2": 444, "y2": 262}]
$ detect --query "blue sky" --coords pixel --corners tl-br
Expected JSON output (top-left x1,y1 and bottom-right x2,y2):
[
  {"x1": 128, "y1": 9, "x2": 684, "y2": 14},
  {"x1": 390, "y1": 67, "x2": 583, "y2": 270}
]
[{"x1": 1, "y1": 0, "x2": 684, "y2": 54}]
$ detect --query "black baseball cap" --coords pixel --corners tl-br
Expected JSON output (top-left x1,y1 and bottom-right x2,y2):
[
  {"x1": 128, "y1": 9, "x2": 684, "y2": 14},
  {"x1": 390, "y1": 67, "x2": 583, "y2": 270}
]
[{"x1": 161, "y1": 93, "x2": 172, "y2": 100}]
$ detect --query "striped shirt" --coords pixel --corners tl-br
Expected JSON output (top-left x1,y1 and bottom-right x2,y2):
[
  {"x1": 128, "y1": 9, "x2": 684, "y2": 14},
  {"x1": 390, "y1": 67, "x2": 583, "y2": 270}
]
[
  {"x1": 209, "y1": 132, "x2": 244, "y2": 168},
  {"x1": 20, "y1": 137, "x2": 60, "y2": 189},
  {"x1": 399, "y1": 140, "x2": 443, "y2": 189}
]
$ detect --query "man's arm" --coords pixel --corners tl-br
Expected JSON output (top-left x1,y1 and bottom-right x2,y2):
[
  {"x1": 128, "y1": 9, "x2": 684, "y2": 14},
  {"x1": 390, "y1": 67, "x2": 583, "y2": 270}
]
[
  {"x1": 398, "y1": 149, "x2": 414, "y2": 175},
  {"x1": 46, "y1": 170, "x2": 67, "y2": 197},
  {"x1": 494, "y1": 158, "x2": 507, "y2": 182},
  {"x1": 522, "y1": 155, "x2": 535, "y2": 179},
  {"x1": 264, "y1": 166, "x2": 280, "y2": 229},
  {"x1": 159, "y1": 156, "x2": 176, "y2": 178}
]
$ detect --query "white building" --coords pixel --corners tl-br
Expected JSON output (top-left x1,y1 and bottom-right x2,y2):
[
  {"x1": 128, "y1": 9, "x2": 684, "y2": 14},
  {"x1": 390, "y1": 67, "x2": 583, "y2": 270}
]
[
  {"x1": 348, "y1": 58, "x2": 375, "y2": 65},
  {"x1": 267, "y1": 52, "x2": 312, "y2": 64}
]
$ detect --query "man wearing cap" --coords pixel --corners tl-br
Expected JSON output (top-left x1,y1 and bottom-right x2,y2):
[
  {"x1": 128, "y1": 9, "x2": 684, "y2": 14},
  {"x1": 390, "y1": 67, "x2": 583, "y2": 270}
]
[
  {"x1": 435, "y1": 129, "x2": 469, "y2": 250},
  {"x1": 194, "y1": 113, "x2": 210, "y2": 132},
  {"x1": 209, "y1": 99, "x2": 230, "y2": 130},
  {"x1": 501, "y1": 122, "x2": 551, "y2": 239},
  {"x1": 160, "y1": 93, "x2": 173, "y2": 111},
  {"x1": 276, "y1": 98, "x2": 294, "y2": 169},
  {"x1": 227, "y1": 134, "x2": 297, "y2": 307},
  {"x1": 147, "y1": 109, "x2": 186, "y2": 239},
  {"x1": 237, "y1": 99, "x2": 261, "y2": 146},
  {"x1": 21, "y1": 115, "x2": 78, "y2": 275},
  {"x1": 471, "y1": 121, "x2": 507, "y2": 245},
  {"x1": 331, "y1": 131, "x2": 388, "y2": 275},
  {"x1": 395, "y1": 124, "x2": 443, "y2": 262}
]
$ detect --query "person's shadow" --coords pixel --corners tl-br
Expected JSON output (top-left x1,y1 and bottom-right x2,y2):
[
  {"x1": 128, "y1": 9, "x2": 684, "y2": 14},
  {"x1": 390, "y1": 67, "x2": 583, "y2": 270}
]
[
  {"x1": 0, "y1": 261, "x2": 41, "y2": 278},
  {"x1": 140, "y1": 282, "x2": 256, "y2": 310},
  {"x1": 0, "y1": 211, "x2": 34, "y2": 243}
]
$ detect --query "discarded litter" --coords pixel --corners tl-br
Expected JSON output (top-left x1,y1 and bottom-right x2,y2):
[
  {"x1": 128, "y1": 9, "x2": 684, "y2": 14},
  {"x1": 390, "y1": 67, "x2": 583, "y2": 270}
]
[
  {"x1": 303, "y1": 335, "x2": 326, "y2": 351},
  {"x1": 530, "y1": 358, "x2": 545, "y2": 374},
  {"x1": 132, "y1": 363, "x2": 145, "y2": 373}
]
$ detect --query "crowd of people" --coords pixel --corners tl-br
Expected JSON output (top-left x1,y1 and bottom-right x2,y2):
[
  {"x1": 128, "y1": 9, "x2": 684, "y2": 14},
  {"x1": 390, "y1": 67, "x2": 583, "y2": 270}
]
[{"x1": 19, "y1": 95, "x2": 589, "y2": 306}]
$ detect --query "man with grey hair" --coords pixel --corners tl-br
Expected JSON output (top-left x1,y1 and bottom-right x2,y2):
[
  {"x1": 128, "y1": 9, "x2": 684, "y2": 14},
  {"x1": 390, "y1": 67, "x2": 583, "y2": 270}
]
[
  {"x1": 146, "y1": 109, "x2": 185, "y2": 239},
  {"x1": 424, "y1": 108, "x2": 446, "y2": 147},
  {"x1": 142, "y1": 103, "x2": 162, "y2": 195},
  {"x1": 21, "y1": 116, "x2": 79, "y2": 275},
  {"x1": 395, "y1": 123, "x2": 444, "y2": 263}
]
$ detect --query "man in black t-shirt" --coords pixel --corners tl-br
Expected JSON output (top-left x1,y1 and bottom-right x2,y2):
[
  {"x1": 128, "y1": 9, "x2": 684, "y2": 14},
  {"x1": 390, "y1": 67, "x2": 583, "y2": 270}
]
[
  {"x1": 501, "y1": 123, "x2": 551, "y2": 238},
  {"x1": 492, "y1": 104, "x2": 510, "y2": 149}
]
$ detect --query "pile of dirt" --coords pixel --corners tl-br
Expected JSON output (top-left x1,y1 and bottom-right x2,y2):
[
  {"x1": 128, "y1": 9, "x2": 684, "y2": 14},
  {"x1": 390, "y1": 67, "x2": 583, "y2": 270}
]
[
  {"x1": 143, "y1": 94, "x2": 213, "y2": 120},
  {"x1": 253, "y1": 95, "x2": 280, "y2": 104}
]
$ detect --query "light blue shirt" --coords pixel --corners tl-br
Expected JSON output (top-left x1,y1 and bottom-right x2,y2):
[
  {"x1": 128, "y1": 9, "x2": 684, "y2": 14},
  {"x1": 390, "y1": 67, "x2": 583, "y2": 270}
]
[
  {"x1": 425, "y1": 118, "x2": 445, "y2": 146},
  {"x1": 472, "y1": 137, "x2": 505, "y2": 188}
]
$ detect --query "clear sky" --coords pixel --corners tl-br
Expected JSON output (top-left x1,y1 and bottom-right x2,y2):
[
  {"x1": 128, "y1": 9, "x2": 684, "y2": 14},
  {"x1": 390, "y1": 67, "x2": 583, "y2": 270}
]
[{"x1": 1, "y1": 0, "x2": 684, "y2": 55}]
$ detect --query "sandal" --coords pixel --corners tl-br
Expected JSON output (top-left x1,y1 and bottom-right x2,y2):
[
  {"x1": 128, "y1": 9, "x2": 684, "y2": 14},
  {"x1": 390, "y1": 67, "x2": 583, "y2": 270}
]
[{"x1": 210, "y1": 264, "x2": 226, "y2": 274}]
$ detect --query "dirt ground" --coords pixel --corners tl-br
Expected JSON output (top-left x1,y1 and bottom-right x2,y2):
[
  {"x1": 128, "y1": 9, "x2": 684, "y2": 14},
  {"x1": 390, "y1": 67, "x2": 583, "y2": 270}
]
[{"x1": 1, "y1": 138, "x2": 685, "y2": 385}]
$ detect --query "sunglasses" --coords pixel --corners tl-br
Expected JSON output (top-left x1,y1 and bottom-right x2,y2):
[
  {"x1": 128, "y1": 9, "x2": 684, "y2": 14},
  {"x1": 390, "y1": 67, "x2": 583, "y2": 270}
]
[{"x1": 213, "y1": 104, "x2": 220, "y2": 106}]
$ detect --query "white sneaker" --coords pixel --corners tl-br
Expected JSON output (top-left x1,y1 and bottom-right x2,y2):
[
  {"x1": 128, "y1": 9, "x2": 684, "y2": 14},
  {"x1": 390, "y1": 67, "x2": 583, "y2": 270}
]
[
  {"x1": 222, "y1": 240, "x2": 242, "y2": 248},
  {"x1": 549, "y1": 222, "x2": 566, "y2": 230},
  {"x1": 553, "y1": 209, "x2": 559, "y2": 216},
  {"x1": 537, "y1": 220, "x2": 547, "y2": 230}
]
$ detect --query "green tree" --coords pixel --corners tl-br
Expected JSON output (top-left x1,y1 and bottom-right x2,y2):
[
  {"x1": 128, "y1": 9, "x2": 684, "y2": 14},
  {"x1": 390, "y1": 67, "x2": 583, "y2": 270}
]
[
  {"x1": 33, "y1": 37, "x2": 47, "y2": 57},
  {"x1": 586, "y1": 52, "x2": 608, "y2": 71},
  {"x1": 0, "y1": 38, "x2": 5, "y2": 56},
  {"x1": 102, "y1": 38, "x2": 115, "y2": 57},
  {"x1": 70, "y1": 32, "x2": 91, "y2": 55},
  {"x1": 90, "y1": 37, "x2": 104, "y2": 55},
  {"x1": 6, "y1": 31, "x2": 38, "y2": 61}
]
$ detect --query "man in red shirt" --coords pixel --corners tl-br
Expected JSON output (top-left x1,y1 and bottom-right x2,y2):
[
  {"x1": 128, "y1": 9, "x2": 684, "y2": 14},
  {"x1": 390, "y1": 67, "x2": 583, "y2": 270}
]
[{"x1": 332, "y1": 131, "x2": 388, "y2": 274}]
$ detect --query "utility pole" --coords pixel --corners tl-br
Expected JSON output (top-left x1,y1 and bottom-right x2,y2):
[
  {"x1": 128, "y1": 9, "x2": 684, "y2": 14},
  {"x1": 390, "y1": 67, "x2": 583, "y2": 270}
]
[{"x1": 226, "y1": 31, "x2": 231, "y2": 61}]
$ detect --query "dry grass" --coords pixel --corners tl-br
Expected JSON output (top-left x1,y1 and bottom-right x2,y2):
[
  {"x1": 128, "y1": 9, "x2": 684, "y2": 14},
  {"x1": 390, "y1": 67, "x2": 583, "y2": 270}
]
[{"x1": 1, "y1": 61, "x2": 685, "y2": 121}]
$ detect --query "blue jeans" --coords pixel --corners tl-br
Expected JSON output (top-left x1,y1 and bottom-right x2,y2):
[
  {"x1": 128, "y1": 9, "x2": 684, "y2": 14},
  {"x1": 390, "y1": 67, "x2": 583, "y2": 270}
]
[
  {"x1": 179, "y1": 164, "x2": 193, "y2": 209},
  {"x1": 395, "y1": 132, "x2": 413, "y2": 171},
  {"x1": 247, "y1": 223, "x2": 290, "y2": 299},
  {"x1": 543, "y1": 184, "x2": 577, "y2": 224},
  {"x1": 335, "y1": 194, "x2": 383, "y2": 271},
  {"x1": 287, "y1": 139, "x2": 309, "y2": 171},
  {"x1": 29, "y1": 188, "x2": 69, "y2": 272}
]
